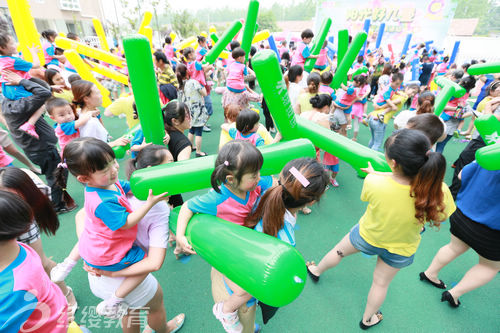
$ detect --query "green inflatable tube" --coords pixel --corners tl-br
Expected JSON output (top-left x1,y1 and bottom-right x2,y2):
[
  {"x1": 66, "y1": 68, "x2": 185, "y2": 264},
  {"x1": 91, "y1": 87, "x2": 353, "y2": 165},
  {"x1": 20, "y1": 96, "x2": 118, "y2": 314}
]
[
  {"x1": 304, "y1": 18, "x2": 332, "y2": 73},
  {"x1": 204, "y1": 20, "x2": 243, "y2": 65},
  {"x1": 210, "y1": 33, "x2": 219, "y2": 45},
  {"x1": 241, "y1": 0, "x2": 259, "y2": 62},
  {"x1": 351, "y1": 66, "x2": 368, "y2": 78},
  {"x1": 433, "y1": 76, "x2": 466, "y2": 116},
  {"x1": 336, "y1": 29, "x2": 349, "y2": 85},
  {"x1": 123, "y1": 35, "x2": 165, "y2": 145},
  {"x1": 474, "y1": 115, "x2": 500, "y2": 146},
  {"x1": 331, "y1": 32, "x2": 367, "y2": 89},
  {"x1": 130, "y1": 138, "x2": 316, "y2": 200},
  {"x1": 476, "y1": 143, "x2": 500, "y2": 171},
  {"x1": 112, "y1": 124, "x2": 142, "y2": 159},
  {"x1": 169, "y1": 207, "x2": 306, "y2": 307},
  {"x1": 467, "y1": 62, "x2": 500, "y2": 76}
]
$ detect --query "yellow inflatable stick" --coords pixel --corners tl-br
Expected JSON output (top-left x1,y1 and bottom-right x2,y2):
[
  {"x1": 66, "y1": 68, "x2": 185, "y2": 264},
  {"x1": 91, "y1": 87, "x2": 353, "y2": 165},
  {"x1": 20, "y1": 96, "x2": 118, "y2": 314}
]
[
  {"x1": 92, "y1": 18, "x2": 110, "y2": 52},
  {"x1": 67, "y1": 321, "x2": 83, "y2": 333},
  {"x1": 88, "y1": 62, "x2": 128, "y2": 85},
  {"x1": 170, "y1": 31, "x2": 177, "y2": 43},
  {"x1": 176, "y1": 36, "x2": 197, "y2": 50},
  {"x1": 58, "y1": 32, "x2": 66, "y2": 38},
  {"x1": 7, "y1": 0, "x2": 45, "y2": 65},
  {"x1": 200, "y1": 31, "x2": 208, "y2": 38},
  {"x1": 138, "y1": 11, "x2": 153, "y2": 35},
  {"x1": 209, "y1": 26, "x2": 217, "y2": 35},
  {"x1": 252, "y1": 30, "x2": 270, "y2": 45},
  {"x1": 144, "y1": 27, "x2": 154, "y2": 50},
  {"x1": 55, "y1": 36, "x2": 125, "y2": 68},
  {"x1": 65, "y1": 50, "x2": 112, "y2": 107}
]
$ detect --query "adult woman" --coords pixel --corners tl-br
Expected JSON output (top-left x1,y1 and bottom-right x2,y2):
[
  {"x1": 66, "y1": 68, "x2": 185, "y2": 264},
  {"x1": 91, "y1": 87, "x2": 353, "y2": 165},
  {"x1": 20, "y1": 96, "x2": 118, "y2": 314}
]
[
  {"x1": 418, "y1": 55, "x2": 434, "y2": 88},
  {"x1": 0, "y1": 167, "x2": 77, "y2": 317},
  {"x1": 45, "y1": 68, "x2": 74, "y2": 103},
  {"x1": 393, "y1": 91, "x2": 435, "y2": 129},
  {"x1": 293, "y1": 72, "x2": 321, "y2": 114},
  {"x1": 420, "y1": 162, "x2": 500, "y2": 307},
  {"x1": 163, "y1": 100, "x2": 192, "y2": 207}
]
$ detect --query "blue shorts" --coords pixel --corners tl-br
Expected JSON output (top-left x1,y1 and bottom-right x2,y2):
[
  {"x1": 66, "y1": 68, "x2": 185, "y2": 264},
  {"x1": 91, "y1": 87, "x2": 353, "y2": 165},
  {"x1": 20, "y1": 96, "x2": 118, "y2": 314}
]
[
  {"x1": 324, "y1": 164, "x2": 339, "y2": 172},
  {"x1": 314, "y1": 64, "x2": 327, "y2": 70},
  {"x1": 85, "y1": 245, "x2": 146, "y2": 271},
  {"x1": 349, "y1": 224, "x2": 414, "y2": 268},
  {"x1": 337, "y1": 102, "x2": 353, "y2": 114},
  {"x1": 189, "y1": 126, "x2": 203, "y2": 136}
]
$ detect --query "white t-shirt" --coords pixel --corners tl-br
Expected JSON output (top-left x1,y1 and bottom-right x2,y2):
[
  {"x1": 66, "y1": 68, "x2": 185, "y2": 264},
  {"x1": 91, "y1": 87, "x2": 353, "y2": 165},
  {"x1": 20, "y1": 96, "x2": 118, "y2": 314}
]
[
  {"x1": 79, "y1": 116, "x2": 109, "y2": 142},
  {"x1": 288, "y1": 82, "x2": 303, "y2": 107}
]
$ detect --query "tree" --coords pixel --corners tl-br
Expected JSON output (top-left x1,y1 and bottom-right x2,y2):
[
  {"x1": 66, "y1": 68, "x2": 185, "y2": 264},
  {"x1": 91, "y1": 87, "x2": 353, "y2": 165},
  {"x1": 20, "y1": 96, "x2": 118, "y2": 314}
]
[
  {"x1": 171, "y1": 10, "x2": 199, "y2": 38},
  {"x1": 258, "y1": 9, "x2": 279, "y2": 32},
  {"x1": 453, "y1": 0, "x2": 499, "y2": 36}
]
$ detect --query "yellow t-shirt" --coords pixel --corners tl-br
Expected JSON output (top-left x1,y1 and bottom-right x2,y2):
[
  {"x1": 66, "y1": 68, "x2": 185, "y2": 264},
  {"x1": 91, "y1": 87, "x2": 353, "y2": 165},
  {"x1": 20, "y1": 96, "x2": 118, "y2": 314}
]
[
  {"x1": 370, "y1": 92, "x2": 409, "y2": 124},
  {"x1": 105, "y1": 95, "x2": 139, "y2": 129},
  {"x1": 297, "y1": 92, "x2": 316, "y2": 114},
  {"x1": 476, "y1": 96, "x2": 492, "y2": 113},
  {"x1": 54, "y1": 89, "x2": 74, "y2": 103},
  {"x1": 219, "y1": 123, "x2": 273, "y2": 150},
  {"x1": 358, "y1": 174, "x2": 456, "y2": 257}
]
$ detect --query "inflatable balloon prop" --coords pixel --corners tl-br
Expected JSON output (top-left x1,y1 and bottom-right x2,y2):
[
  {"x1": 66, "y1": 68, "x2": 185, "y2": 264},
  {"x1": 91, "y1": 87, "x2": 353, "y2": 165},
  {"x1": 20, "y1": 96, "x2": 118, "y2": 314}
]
[
  {"x1": 387, "y1": 43, "x2": 395, "y2": 63},
  {"x1": 467, "y1": 62, "x2": 500, "y2": 76},
  {"x1": 375, "y1": 23, "x2": 385, "y2": 49},
  {"x1": 252, "y1": 30, "x2": 270, "y2": 45},
  {"x1": 169, "y1": 208, "x2": 307, "y2": 307},
  {"x1": 351, "y1": 66, "x2": 368, "y2": 78},
  {"x1": 476, "y1": 143, "x2": 500, "y2": 171},
  {"x1": 474, "y1": 115, "x2": 500, "y2": 146},
  {"x1": 92, "y1": 18, "x2": 110, "y2": 52},
  {"x1": 241, "y1": 0, "x2": 260, "y2": 62},
  {"x1": 336, "y1": 29, "x2": 350, "y2": 86},
  {"x1": 433, "y1": 76, "x2": 466, "y2": 116},
  {"x1": 331, "y1": 32, "x2": 367, "y2": 89},
  {"x1": 144, "y1": 27, "x2": 154, "y2": 50},
  {"x1": 449, "y1": 41, "x2": 460, "y2": 65},
  {"x1": 304, "y1": 18, "x2": 332, "y2": 73},
  {"x1": 55, "y1": 37, "x2": 125, "y2": 68},
  {"x1": 252, "y1": 49, "x2": 390, "y2": 176},
  {"x1": 123, "y1": 35, "x2": 165, "y2": 145},
  {"x1": 204, "y1": 20, "x2": 243, "y2": 65},
  {"x1": 6, "y1": 0, "x2": 45, "y2": 66},
  {"x1": 210, "y1": 33, "x2": 219, "y2": 44},
  {"x1": 411, "y1": 58, "x2": 419, "y2": 81},
  {"x1": 175, "y1": 37, "x2": 198, "y2": 51},
  {"x1": 425, "y1": 40, "x2": 434, "y2": 50},
  {"x1": 200, "y1": 31, "x2": 208, "y2": 38},
  {"x1": 209, "y1": 26, "x2": 217, "y2": 35},
  {"x1": 170, "y1": 32, "x2": 177, "y2": 43},
  {"x1": 359, "y1": 19, "x2": 371, "y2": 56},
  {"x1": 401, "y1": 33, "x2": 412, "y2": 57},
  {"x1": 267, "y1": 35, "x2": 281, "y2": 62},
  {"x1": 131, "y1": 139, "x2": 316, "y2": 199},
  {"x1": 138, "y1": 11, "x2": 153, "y2": 36},
  {"x1": 111, "y1": 124, "x2": 142, "y2": 159},
  {"x1": 87, "y1": 61, "x2": 129, "y2": 85},
  {"x1": 64, "y1": 50, "x2": 112, "y2": 107}
]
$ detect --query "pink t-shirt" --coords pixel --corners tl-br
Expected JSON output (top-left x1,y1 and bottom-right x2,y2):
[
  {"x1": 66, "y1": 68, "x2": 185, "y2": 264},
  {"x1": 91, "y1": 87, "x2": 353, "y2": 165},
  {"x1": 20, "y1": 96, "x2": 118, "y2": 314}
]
[
  {"x1": 351, "y1": 84, "x2": 370, "y2": 118},
  {"x1": 323, "y1": 152, "x2": 339, "y2": 166},
  {"x1": 315, "y1": 48, "x2": 328, "y2": 67},
  {"x1": 291, "y1": 41, "x2": 309, "y2": 68},
  {"x1": 0, "y1": 56, "x2": 32, "y2": 82},
  {"x1": 226, "y1": 61, "x2": 247, "y2": 92},
  {"x1": 187, "y1": 61, "x2": 206, "y2": 87},
  {"x1": 42, "y1": 40, "x2": 56, "y2": 65},
  {"x1": 79, "y1": 181, "x2": 136, "y2": 266},
  {"x1": 319, "y1": 84, "x2": 334, "y2": 97},
  {"x1": 164, "y1": 44, "x2": 175, "y2": 60},
  {"x1": 129, "y1": 196, "x2": 170, "y2": 251},
  {"x1": 339, "y1": 86, "x2": 358, "y2": 106},
  {"x1": 278, "y1": 46, "x2": 289, "y2": 57},
  {"x1": 54, "y1": 121, "x2": 80, "y2": 156},
  {"x1": 0, "y1": 146, "x2": 13, "y2": 166},
  {"x1": 436, "y1": 62, "x2": 448, "y2": 75},
  {"x1": 444, "y1": 93, "x2": 470, "y2": 116}
]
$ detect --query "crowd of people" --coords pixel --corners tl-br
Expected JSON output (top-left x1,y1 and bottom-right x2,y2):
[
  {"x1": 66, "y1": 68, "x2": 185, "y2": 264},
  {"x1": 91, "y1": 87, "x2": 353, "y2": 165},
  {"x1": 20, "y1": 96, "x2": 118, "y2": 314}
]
[{"x1": 0, "y1": 24, "x2": 499, "y2": 333}]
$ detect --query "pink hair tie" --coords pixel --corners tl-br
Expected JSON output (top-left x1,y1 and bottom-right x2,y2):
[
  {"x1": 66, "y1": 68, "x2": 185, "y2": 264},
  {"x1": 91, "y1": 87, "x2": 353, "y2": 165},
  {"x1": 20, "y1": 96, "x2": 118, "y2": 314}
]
[
  {"x1": 289, "y1": 167, "x2": 310, "y2": 187},
  {"x1": 57, "y1": 162, "x2": 67, "y2": 169},
  {"x1": 223, "y1": 160, "x2": 229, "y2": 166}
]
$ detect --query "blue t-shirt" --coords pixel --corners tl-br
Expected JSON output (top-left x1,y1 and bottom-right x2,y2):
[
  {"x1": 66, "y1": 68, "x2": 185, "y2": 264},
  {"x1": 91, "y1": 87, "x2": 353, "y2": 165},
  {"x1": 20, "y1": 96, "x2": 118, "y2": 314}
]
[
  {"x1": 130, "y1": 129, "x2": 144, "y2": 159},
  {"x1": 0, "y1": 55, "x2": 33, "y2": 100},
  {"x1": 456, "y1": 162, "x2": 500, "y2": 230},
  {"x1": 254, "y1": 210, "x2": 296, "y2": 247}
]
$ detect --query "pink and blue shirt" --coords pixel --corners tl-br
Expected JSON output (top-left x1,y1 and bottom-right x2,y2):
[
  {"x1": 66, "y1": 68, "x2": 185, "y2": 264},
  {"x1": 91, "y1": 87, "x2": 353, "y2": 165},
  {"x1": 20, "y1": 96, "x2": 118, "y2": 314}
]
[
  {"x1": 79, "y1": 180, "x2": 139, "y2": 267},
  {"x1": 375, "y1": 86, "x2": 397, "y2": 106},
  {"x1": 255, "y1": 210, "x2": 296, "y2": 247},
  {"x1": 338, "y1": 86, "x2": 357, "y2": 113},
  {"x1": 226, "y1": 61, "x2": 248, "y2": 93},
  {"x1": 54, "y1": 122, "x2": 80, "y2": 155},
  {"x1": 314, "y1": 48, "x2": 328, "y2": 69},
  {"x1": 187, "y1": 61, "x2": 206, "y2": 87},
  {"x1": 164, "y1": 44, "x2": 175, "y2": 61},
  {"x1": 228, "y1": 128, "x2": 265, "y2": 147},
  {"x1": 319, "y1": 84, "x2": 335, "y2": 99},
  {"x1": 0, "y1": 55, "x2": 33, "y2": 100},
  {"x1": 0, "y1": 145, "x2": 13, "y2": 167},
  {"x1": 187, "y1": 176, "x2": 273, "y2": 226},
  {"x1": 42, "y1": 40, "x2": 59, "y2": 67},
  {"x1": 0, "y1": 242, "x2": 68, "y2": 332},
  {"x1": 196, "y1": 46, "x2": 208, "y2": 62},
  {"x1": 291, "y1": 41, "x2": 311, "y2": 68}
]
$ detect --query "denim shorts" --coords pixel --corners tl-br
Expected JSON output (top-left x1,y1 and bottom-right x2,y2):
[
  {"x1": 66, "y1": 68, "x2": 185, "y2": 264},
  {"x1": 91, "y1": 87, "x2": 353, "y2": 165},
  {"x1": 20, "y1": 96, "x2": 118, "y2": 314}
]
[
  {"x1": 349, "y1": 224, "x2": 414, "y2": 268},
  {"x1": 324, "y1": 164, "x2": 339, "y2": 172}
]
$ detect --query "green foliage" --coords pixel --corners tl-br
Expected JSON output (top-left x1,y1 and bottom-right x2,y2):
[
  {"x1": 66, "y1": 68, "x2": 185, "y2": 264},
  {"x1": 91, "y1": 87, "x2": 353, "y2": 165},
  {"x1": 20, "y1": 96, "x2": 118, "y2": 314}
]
[
  {"x1": 258, "y1": 9, "x2": 279, "y2": 32},
  {"x1": 453, "y1": 0, "x2": 499, "y2": 35},
  {"x1": 171, "y1": 9, "x2": 199, "y2": 38}
]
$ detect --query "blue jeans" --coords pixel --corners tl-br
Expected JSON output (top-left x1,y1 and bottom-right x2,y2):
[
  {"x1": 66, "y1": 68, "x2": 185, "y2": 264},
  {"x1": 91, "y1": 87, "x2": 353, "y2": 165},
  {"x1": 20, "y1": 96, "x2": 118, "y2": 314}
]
[
  {"x1": 204, "y1": 94, "x2": 213, "y2": 116},
  {"x1": 436, "y1": 134, "x2": 452, "y2": 153},
  {"x1": 368, "y1": 117, "x2": 386, "y2": 152}
]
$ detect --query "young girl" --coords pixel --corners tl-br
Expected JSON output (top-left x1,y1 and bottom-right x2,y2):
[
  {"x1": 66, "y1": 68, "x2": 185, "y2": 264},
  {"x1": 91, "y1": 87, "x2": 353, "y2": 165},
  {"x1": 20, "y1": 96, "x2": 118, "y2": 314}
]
[
  {"x1": 307, "y1": 129, "x2": 456, "y2": 330},
  {"x1": 394, "y1": 91, "x2": 435, "y2": 129},
  {"x1": 52, "y1": 137, "x2": 167, "y2": 318},
  {"x1": 176, "y1": 63, "x2": 209, "y2": 157},
  {"x1": 221, "y1": 109, "x2": 265, "y2": 147},
  {"x1": 183, "y1": 47, "x2": 211, "y2": 90},
  {"x1": 175, "y1": 141, "x2": 273, "y2": 333},
  {"x1": 45, "y1": 68, "x2": 74, "y2": 102},
  {"x1": 196, "y1": 35, "x2": 208, "y2": 62},
  {"x1": 0, "y1": 33, "x2": 43, "y2": 138},
  {"x1": 41, "y1": 30, "x2": 65, "y2": 69},
  {"x1": 313, "y1": 41, "x2": 330, "y2": 71},
  {"x1": 287, "y1": 65, "x2": 304, "y2": 106},
  {"x1": 318, "y1": 71, "x2": 336, "y2": 99},
  {"x1": 226, "y1": 47, "x2": 255, "y2": 93},
  {"x1": 0, "y1": 191, "x2": 68, "y2": 332},
  {"x1": 372, "y1": 72, "x2": 404, "y2": 122},
  {"x1": 333, "y1": 81, "x2": 359, "y2": 136},
  {"x1": 46, "y1": 97, "x2": 99, "y2": 154},
  {"x1": 351, "y1": 74, "x2": 371, "y2": 141}
]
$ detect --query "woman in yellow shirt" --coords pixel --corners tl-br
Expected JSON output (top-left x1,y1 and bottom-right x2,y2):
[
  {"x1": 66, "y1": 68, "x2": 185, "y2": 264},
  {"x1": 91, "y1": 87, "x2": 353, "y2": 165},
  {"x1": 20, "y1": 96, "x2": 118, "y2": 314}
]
[{"x1": 306, "y1": 129, "x2": 456, "y2": 330}]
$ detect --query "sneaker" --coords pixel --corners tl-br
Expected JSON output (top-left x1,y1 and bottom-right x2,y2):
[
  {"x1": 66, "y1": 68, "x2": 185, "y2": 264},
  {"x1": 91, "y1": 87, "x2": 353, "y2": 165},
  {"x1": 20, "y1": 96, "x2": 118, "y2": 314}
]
[
  {"x1": 203, "y1": 125, "x2": 212, "y2": 132},
  {"x1": 51, "y1": 258, "x2": 77, "y2": 282},
  {"x1": 19, "y1": 122, "x2": 39, "y2": 139},
  {"x1": 96, "y1": 297, "x2": 129, "y2": 319},
  {"x1": 330, "y1": 179, "x2": 339, "y2": 187},
  {"x1": 377, "y1": 114, "x2": 385, "y2": 122},
  {"x1": 212, "y1": 302, "x2": 243, "y2": 333}
]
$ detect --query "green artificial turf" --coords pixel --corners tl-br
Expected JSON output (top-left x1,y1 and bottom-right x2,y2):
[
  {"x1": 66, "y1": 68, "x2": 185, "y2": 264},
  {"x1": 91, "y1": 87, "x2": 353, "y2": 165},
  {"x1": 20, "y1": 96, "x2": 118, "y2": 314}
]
[{"x1": 30, "y1": 91, "x2": 499, "y2": 333}]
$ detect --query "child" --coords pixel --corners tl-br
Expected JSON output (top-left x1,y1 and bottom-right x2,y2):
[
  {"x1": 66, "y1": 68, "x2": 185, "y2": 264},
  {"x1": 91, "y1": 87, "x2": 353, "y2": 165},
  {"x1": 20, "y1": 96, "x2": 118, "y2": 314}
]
[
  {"x1": 333, "y1": 81, "x2": 359, "y2": 136},
  {"x1": 306, "y1": 129, "x2": 455, "y2": 329},
  {"x1": 373, "y1": 72, "x2": 405, "y2": 122},
  {"x1": 153, "y1": 51, "x2": 179, "y2": 102},
  {"x1": 221, "y1": 109, "x2": 265, "y2": 147},
  {"x1": 0, "y1": 190, "x2": 68, "y2": 332},
  {"x1": 163, "y1": 36, "x2": 179, "y2": 69},
  {"x1": 287, "y1": 65, "x2": 304, "y2": 106},
  {"x1": 406, "y1": 113, "x2": 446, "y2": 149},
  {"x1": 196, "y1": 35, "x2": 208, "y2": 62},
  {"x1": 51, "y1": 137, "x2": 168, "y2": 318},
  {"x1": 313, "y1": 41, "x2": 330, "y2": 71},
  {"x1": 46, "y1": 97, "x2": 99, "y2": 155},
  {"x1": 175, "y1": 141, "x2": 273, "y2": 333},
  {"x1": 351, "y1": 75, "x2": 371, "y2": 141},
  {"x1": 0, "y1": 33, "x2": 43, "y2": 138},
  {"x1": 45, "y1": 68, "x2": 74, "y2": 103},
  {"x1": 318, "y1": 71, "x2": 336, "y2": 99},
  {"x1": 226, "y1": 47, "x2": 255, "y2": 94},
  {"x1": 41, "y1": 30, "x2": 65, "y2": 69},
  {"x1": 291, "y1": 29, "x2": 319, "y2": 69}
]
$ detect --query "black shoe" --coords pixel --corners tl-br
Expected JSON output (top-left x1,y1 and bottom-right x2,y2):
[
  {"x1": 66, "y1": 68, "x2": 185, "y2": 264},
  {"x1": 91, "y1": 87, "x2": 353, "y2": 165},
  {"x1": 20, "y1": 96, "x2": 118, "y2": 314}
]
[
  {"x1": 195, "y1": 152, "x2": 207, "y2": 158},
  {"x1": 306, "y1": 266, "x2": 320, "y2": 283},
  {"x1": 55, "y1": 204, "x2": 78, "y2": 215},
  {"x1": 441, "y1": 291, "x2": 460, "y2": 308},
  {"x1": 359, "y1": 311, "x2": 383, "y2": 330},
  {"x1": 419, "y1": 272, "x2": 446, "y2": 289}
]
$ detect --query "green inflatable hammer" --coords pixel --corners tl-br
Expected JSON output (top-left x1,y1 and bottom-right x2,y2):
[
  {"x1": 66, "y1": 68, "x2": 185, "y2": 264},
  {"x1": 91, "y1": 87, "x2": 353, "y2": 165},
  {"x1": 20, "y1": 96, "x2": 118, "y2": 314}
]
[{"x1": 433, "y1": 76, "x2": 466, "y2": 116}]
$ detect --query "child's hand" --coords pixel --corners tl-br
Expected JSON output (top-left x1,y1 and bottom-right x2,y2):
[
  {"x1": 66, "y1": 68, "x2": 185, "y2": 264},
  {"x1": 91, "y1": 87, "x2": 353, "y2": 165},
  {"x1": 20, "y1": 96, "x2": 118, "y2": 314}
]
[
  {"x1": 50, "y1": 85, "x2": 65, "y2": 93},
  {"x1": 175, "y1": 235, "x2": 196, "y2": 255},
  {"x1": 109, "y1": 136, "x2": 130, "y2": 147},
  {"x1": 1, "y1": 70, "x2": 23, "y2": 85},
  {"x1": 28, "y1": 45, "x2": 41, "y2": 54},
  {"x1": 90, "y1": 110, "x2": 101, "y2": 118},
  {"x1": 163, "y1": 132, "x2": 170, "y2": 145},
  {"x1": 146, "y1": 189, "x2": 169, "y2": 206},
  {"x1": 360, "y1": 162, "x2": 375, "y2": 174}
]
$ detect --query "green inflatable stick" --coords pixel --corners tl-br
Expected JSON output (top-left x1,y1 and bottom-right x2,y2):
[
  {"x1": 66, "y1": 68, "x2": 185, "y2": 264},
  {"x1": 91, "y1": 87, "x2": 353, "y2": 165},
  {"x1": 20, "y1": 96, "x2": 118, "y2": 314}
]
[
  {"x1": 433, "y1": 76, "x2": 466, "y2": 116},
  {"x1": 204, "y1": 20, "x2": 243, "y2": 65},
  {"x1": 351, "y1": 66, "x2": 368, "y2": 78},
  {"x1": 467, "y1": 62, "x2": 500, "y2": 76},
  {"x1": 130, "y1": 138, "x2": 316, "y2": 200},
  {"x1": 210, "y1": 33, "x2": 219, "y2": 44},
  {"x1": 241, "y1": 0, "x2": 259, "y2": 62},
  {"x1": 304, "y1": 18, "x2": 332, "y2": 73},
  {"x1": 252, "y1": 49, "x2": 389, "y2": 176},
  {"x1": 474, "y1": 115, "x2": 500, "y2": 146},
  {"x1": 123, "y1": 35, "x2": 165, "y2": 145},
  {"x1": 169, "y1": 208, "x2": 306, "y2": 307},
  {"x1": 112, "y1": 124, "x2": 142, "y2": 159},
  {"x1": 331, "y1": 32, "x2": 367, "y2": 89},
  {"x1": 336, "y1": 29, "x2": 349, "y2": 85},
  {"x1": 476, "y1": 143, "x2": 500, "y2": 170}
]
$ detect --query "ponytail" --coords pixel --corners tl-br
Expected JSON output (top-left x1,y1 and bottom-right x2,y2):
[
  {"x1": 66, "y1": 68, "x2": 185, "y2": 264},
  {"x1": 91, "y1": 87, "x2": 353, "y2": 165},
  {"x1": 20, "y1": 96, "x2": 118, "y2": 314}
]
[
  {"x1": 175, "y1": 63, "x2": 188, "y2": 91},
  {"x1": 416, "y1": 91, "x2": 435, "y2": 115},
  {"x1": 245, "y1": 186, "x2": 286, "y2": 237}
]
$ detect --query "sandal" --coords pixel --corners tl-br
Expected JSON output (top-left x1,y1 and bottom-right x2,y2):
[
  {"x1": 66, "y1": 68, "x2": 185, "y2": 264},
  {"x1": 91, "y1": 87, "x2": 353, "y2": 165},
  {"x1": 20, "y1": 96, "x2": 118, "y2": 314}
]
[
  {"x1": 377, "y1": 114, "x2": 384, "y2": 122},
  {"x1": 419, "y1": 272, "x2": 446, "y2": 289},
  {"x1": 359, "y1": 311, "x2": 383, "y2": 330},
  {"x1": 168, "y1": 313, "x2": 185, "y2": 333},
  {"x1": 306, "y1": 261, "x2": 320, "y2": 283},
  {"x1": 65, "y1": 286, "x2": 78, "y2": 321},
  {"x1": 195, "y1": 152, "x2": 207, "y2": 158}
]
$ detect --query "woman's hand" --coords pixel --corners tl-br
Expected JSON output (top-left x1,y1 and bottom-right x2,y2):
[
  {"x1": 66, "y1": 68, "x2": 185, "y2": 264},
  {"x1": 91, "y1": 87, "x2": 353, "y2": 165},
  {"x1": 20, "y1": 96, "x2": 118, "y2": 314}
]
[
  {"x1": 163, "y1": 132, "x2": 170, "y2": 145},
  {"x1": 175, "y1": 235, "x2": 196, "y2": 255},
  {"x1": 83, "y1": 262, "x2": 115, "y2": 277},
  {"x1": 360, "y1": 162, "x2": 375, "y2": 174},
  {"x1": 2, "y1": 70, "x2": 23, "y2": 85}
]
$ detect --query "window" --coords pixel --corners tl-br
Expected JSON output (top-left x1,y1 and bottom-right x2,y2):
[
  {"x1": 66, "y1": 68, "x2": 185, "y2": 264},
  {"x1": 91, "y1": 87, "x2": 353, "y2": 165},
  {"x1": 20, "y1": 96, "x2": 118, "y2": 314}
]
[{"x1": 59, "y1": 0, "x2": 81, "y2": 11}]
